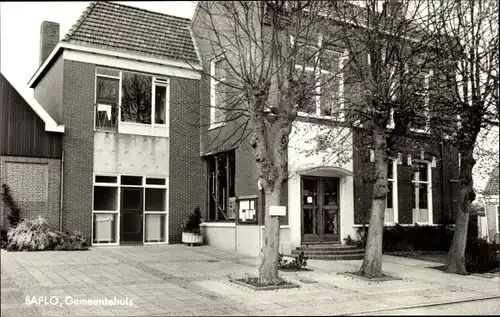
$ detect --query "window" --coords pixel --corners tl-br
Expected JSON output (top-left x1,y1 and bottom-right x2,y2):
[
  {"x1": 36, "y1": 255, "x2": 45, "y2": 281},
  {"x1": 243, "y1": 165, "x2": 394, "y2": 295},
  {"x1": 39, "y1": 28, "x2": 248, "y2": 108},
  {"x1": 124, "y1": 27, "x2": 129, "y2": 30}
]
[
  {"x1": 210, "y1": 58, "x2": 228, "y2": 129},
  {"x1": 95, "y1": 67, "x2": 120, "y2": 132},
  {"x1": 411, "y1": 161, "x2": 432, "y2": 223},
  {"x1": 154, "y1": 81, "x2": 168, "y2": 125},
  {"x1": 121, "y1": 72, "x2": 152, "y2": 124},
  {"x1": 94, "y1": 67, "x2": 169, "y2": 134},
  {"x1": 405, "y1": 65, "x2": 433, "y2": 132},
  {"x1": 92, "y1": 174, "x2": 168, "y2": 245},
  {"x1": 206, "y1": 151, "x2": 235, "y2": 221},
  {"x1": 496, "y1": 205, "x2": 499, "y2": 234},
  {"x1": 293, "y1": 35, "x2": 346, "y2": 120},
  {"x1": 385, "y1": 159, "x2": 398, "y2": 224},
  {"x1": 92, "y1": 175, "x2": 119, "y2": 244}
]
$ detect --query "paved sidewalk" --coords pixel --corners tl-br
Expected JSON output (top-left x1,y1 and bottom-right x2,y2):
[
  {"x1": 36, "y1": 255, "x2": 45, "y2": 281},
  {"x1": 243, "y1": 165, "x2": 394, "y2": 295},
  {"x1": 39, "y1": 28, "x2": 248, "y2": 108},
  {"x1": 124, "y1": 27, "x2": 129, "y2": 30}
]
[{"x1": 1, "y1": 245, "x2": 499, "y2": 316}]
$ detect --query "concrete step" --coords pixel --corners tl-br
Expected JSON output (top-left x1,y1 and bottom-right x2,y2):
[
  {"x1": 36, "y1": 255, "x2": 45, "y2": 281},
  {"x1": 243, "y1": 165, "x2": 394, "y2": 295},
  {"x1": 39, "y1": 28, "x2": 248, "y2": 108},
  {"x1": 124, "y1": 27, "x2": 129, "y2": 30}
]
[
  {"x1": 296, "y1": 245, "x2": 360, "y2": 251},
  {"x1": 306, "y1": 254, "x2": 365, "y2": 260},
  {"x1": 292, "y1": 249, "x2": 365, "y2": 255}
]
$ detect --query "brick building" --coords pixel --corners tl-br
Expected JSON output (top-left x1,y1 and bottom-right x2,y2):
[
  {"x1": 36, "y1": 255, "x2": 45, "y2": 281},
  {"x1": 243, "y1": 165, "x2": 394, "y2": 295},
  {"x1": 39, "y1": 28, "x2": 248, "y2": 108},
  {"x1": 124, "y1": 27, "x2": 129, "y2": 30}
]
[
  {"x1": 190, "y1": 1, "x2": 460, "y2": 257},
  {"x1": 19, "y1": 1, "x2": 204, "y2": 245}
]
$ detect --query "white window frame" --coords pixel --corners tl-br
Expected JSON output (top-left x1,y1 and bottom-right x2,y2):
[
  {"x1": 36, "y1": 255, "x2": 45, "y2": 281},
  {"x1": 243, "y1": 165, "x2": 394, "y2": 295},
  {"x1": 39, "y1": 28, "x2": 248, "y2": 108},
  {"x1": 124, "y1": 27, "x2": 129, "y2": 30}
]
[
  {"x1": 209, "y1": 56, "x2": 227, "y2": 130},
  {"x1": 94, "y1": 67, "x2": 170, "y2": 137},
  {"x1": 292, "y1": 35, "x2": 347, "y2": 121},
  {"x1": 91, "y1": 173, "x2": 168, "y2": 246},
  {"x1": 385, "y1": 158, "x2": 398, "y2": 225},
  {"x1": 406, "y1": 66, "x2": 433, "y2": 134},
  {"x1": 92, "y1": 173, "x2": 120, "y2": 246},
  {"x1": 411, "y1": 160, "x2": 433, "y2": 224},
  {"x1": 496, "y1": 205, "x2": 499, "y2": 234}
]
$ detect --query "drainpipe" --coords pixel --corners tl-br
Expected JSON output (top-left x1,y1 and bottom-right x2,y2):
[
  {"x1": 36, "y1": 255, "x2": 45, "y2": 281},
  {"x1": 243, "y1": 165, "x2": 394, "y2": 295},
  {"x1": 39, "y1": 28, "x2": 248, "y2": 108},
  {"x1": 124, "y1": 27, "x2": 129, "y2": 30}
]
[
  {"x1": 59, "y1": 150, "x2": 64, "y2": 231},
  {"x1": 440, "y1": 134, "x2": 447, "y2": 224}
]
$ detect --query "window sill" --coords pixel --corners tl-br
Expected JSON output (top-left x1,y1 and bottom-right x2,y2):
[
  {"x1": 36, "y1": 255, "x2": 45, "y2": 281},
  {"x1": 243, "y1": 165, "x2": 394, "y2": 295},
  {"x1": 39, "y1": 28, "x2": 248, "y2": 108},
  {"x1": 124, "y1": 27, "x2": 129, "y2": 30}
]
[
  {"x1": 117, "y1": 122, "x2": 169, "y2": 137},
  {"x1": 209, "y1": 122, "x2": 225, "y2": 130},
  {"x1": 297, "y1": 111, "x2": 345, "y2": 122},
  {"x1": 201, "y1": 222, "x2": 235, "y2": 227}
]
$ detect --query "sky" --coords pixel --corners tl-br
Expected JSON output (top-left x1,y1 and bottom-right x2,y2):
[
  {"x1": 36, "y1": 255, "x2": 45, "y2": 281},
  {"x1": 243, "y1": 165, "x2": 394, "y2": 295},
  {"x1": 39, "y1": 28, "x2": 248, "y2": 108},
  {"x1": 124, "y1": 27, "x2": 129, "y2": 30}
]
[{"x1": 0, "y1": 1, "x2": 197, "y2": 94}]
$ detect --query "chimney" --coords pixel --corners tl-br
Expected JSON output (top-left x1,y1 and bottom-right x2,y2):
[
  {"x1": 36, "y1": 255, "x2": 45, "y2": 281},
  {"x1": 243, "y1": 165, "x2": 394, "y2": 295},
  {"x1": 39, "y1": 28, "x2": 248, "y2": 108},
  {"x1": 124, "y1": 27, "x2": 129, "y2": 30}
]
[
  {"x1": 383, "y1": 1, "x2": 402, "y2": 18},
  {"x1": 39, "y1": 21, "x2": 60, "y2": 65}
]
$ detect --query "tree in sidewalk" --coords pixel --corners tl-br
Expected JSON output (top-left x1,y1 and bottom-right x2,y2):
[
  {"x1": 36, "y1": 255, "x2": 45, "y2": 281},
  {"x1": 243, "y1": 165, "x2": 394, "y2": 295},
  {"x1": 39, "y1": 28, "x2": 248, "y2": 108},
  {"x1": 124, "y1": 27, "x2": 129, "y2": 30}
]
[
  {"x1": 425, "y1": 0, "x2": 499, "y2": 274},
  {"x1": 191, "y1": 1, "x2": 345, "y2": 283},
  {"x1": 322, "y1": 0, "x2": 444, "y2": 277}
]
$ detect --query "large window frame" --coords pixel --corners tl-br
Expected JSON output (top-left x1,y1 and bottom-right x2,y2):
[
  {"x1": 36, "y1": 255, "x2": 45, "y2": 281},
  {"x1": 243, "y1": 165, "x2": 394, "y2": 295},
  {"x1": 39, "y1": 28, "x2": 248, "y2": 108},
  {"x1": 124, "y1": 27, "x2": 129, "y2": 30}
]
[
  {"x1": 206, "y1": 151, "x2": 235, "y2": 222},
  {"x1": 411, "y1": 160, "x2": 433, "y2": 224},
  {"x1": 209, "y1": 57, "x2": 228, "y2": 130},
  {"x1": 292, "y1": 35, "x2": 347, "y2": 121},
  {"x1": 385, "y1": 158, "x2": 399, "y2": 224},
  {"x1": 94, "y1": 67, "x2": 170, "y2": 136},
  {"x1": 496, "y1": 205, "x2": 499, "y2": 234},
  {"x1": 405, "y1": 65, "x2": 433, "y2": 134},
  {"x1": 91, "y1": 174, "x2": 168, "y2": 245}
]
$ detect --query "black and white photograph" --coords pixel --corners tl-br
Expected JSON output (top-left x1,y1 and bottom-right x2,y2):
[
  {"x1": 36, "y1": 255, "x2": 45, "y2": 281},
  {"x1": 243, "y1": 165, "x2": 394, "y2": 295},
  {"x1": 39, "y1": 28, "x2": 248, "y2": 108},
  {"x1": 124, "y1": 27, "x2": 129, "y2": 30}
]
[{"x1": 0, "y1": 1, "x2": 499, "y2": 316}]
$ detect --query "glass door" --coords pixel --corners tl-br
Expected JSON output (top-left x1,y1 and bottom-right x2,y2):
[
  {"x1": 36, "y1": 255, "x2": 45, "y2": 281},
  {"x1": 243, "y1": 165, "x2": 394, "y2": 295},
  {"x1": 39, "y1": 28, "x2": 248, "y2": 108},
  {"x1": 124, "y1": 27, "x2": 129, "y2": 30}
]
[
  {"x1": 120, "y1": 187, "x2": 143, "y2": 244},
  {"x1": 301, "y1": 176, "x2": 341, "y2": 244},
  {"x1": 321, "y1": 177, "x2": 340, "y2": 242},
  {"x1": 301, "y1": 177, "x2": 320, "y2": 243}
]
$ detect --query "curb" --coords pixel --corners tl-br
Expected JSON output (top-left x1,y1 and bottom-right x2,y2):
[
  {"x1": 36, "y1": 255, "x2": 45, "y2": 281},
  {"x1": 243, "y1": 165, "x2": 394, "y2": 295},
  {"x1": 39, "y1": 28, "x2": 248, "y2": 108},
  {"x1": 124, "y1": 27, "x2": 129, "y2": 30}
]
[{"x1": 340, "y1": 294, "x2": 500, "y2": 315}]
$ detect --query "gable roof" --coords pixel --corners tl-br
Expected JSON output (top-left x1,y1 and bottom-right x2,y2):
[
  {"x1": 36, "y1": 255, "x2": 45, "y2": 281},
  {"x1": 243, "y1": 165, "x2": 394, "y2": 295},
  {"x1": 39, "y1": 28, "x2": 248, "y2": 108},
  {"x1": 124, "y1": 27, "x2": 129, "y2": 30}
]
[
  {"x1": 62, "y1": 1, "x2": 199, "y2": 63},
  {"x1": 1, "y1": 73, "x2": 64, "y2": 133},
  {"x1": 484, "y1": 166, "x2": 499, "y2": 196}
]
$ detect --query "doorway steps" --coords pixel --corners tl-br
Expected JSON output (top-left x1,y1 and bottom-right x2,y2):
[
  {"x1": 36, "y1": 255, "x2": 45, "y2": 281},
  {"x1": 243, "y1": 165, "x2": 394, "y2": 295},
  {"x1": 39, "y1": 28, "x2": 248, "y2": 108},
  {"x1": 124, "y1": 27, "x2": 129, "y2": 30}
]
[{"x1": 292, "y1": 244, "x2": 364, "y2": 260}]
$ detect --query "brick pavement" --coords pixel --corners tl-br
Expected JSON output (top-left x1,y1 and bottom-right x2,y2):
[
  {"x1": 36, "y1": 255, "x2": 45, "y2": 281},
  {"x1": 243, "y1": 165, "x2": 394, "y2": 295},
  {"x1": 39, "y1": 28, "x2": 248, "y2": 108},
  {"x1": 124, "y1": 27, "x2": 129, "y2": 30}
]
[{"x1": 1, "y1": 245, "x2": 499, "y2": 316}]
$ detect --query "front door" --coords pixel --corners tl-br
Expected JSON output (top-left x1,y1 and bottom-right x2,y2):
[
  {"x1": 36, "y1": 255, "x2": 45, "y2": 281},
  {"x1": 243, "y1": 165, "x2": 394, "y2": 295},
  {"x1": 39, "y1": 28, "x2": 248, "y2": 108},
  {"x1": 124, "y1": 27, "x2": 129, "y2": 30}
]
[
  {"x1": 120, "y1": 187, "x2": 143, "y2": 244},
  {"x1": 301, "y1": 176, "x2": 340, "y2": 244}
]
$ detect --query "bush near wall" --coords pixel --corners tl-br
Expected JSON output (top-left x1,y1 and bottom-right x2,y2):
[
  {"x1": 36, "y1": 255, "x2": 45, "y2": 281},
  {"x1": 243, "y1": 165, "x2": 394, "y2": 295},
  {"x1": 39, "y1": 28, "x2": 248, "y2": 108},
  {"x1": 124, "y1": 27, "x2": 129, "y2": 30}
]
[
  {"x1": 4, "y1": 217, "x2": 88, "y2": 251},
  {"x1": 383, "y1": 224, "x2": 455, "y2": 252},
  {"x1": 353, "y1": 224, "x2": 455, "y2": 252}
]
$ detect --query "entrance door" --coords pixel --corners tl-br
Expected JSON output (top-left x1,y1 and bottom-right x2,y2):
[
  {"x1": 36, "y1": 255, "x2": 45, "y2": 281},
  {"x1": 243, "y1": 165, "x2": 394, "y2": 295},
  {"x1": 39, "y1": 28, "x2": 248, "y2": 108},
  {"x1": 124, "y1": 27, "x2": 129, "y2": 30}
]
[
  {"x1": 301, "y1": 176, "x2": 340, "y2": 244},
  {"x1": 120, "y1": 187, "x2": 143, "y2": 244}
]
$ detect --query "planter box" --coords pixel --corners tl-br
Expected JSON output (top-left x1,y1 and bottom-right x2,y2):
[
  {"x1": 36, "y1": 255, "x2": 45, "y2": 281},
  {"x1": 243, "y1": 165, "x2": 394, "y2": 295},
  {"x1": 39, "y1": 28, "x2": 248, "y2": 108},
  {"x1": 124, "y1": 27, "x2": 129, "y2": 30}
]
[{"x1": 182, "y1": 232, "x2": 203, "y2": 246}]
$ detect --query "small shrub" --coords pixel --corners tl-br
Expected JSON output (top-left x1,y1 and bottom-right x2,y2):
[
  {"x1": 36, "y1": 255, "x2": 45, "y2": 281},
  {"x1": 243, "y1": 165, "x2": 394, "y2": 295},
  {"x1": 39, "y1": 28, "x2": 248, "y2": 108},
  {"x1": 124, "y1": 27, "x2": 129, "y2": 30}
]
[
  {"x1": 7, "y1": 217, "x2": 61, "y2": 251},
  {"x1": 278, "y1": 252, "x2": 308, "y2": 270},
  {"x1": 1, "y1": 184, "x2": 22, "y2": 227},
  {"x1": 54, "y1": 231, "x2": 88, "y2": 251},
  {"x1": 182, "y1": 206, "x2": 202, "y2": 233},
  {"x1": 465, "y1": 238, "x2": 500, "y2": 273},
  {"x1": 6, "y1": 217, "x2": 89, "y2": 251}
]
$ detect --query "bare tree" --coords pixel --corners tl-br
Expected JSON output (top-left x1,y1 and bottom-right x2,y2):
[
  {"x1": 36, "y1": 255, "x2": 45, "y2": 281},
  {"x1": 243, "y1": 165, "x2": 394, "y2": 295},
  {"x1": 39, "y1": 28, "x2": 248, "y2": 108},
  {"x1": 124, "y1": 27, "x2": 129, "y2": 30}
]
[
  {"x1": 191, "y1": 1, "x2": 344, "y2": 283},
  {"x1": 426, "y1": 0, "x2": 499, "y2": 274},
  {"x1": 317, "y1": 0, "x2": 443, "y2": 277}
]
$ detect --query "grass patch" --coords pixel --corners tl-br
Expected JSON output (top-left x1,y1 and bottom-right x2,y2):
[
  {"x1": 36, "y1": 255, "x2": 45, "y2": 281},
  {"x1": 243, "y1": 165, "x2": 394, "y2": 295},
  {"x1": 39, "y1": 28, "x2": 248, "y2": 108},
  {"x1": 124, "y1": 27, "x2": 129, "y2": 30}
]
[
  {"x1": 279, "y1": 267, "x2": 313, "y2": 272},
  {"x1": 230, "y1": 277, "x2": 300, "y2": 291},
  {"x1": 340, "y1": 271, "x2": 402, "y2": 282}
]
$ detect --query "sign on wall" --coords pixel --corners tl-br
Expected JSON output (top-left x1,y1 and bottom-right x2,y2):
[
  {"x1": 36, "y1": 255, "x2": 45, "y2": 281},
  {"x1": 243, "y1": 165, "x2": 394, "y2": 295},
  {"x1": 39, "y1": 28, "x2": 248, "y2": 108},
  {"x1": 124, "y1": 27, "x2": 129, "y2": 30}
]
[{"x1": 269, "y1": 206, "x2": 286, "y2": 217}]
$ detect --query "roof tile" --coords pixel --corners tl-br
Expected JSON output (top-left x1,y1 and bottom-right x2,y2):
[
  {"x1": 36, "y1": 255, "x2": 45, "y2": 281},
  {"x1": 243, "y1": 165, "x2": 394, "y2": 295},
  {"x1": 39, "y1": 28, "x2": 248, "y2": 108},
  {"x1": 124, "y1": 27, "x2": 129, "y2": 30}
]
[{"x1": 62, "y1": 1, "x2": 198, "y2": 63}]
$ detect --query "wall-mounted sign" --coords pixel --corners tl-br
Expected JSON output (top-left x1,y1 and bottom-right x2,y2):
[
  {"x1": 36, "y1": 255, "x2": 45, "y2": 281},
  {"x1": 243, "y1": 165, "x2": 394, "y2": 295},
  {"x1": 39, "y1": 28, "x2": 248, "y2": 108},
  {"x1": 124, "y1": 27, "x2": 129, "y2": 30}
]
[
  {"x1": 269, "y1": 205, "x2": 286, "y2": 217},
  {"x1": 307, "y1": 196, "x2": 313, "y2": 204}
]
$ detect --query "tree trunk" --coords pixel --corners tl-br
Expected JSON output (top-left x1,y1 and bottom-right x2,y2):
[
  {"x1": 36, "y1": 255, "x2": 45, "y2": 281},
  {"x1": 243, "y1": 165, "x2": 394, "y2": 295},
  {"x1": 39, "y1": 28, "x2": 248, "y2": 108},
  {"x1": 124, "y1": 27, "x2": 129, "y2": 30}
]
[
  {"x1": 445, "y1": 147, "x2": 475, "y2": 274},
  {"x1": 359, "y1": 130, "x2": 388, "y2": 278},
  {"x1": 259, "y1": 188, "x2": 281, "y2": 284}
]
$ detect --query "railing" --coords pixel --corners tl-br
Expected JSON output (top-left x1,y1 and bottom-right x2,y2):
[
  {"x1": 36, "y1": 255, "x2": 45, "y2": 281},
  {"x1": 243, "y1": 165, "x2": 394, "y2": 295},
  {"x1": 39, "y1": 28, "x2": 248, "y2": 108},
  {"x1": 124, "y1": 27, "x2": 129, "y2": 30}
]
[{"x1": 95, "y1": 103, "x2": 118, "y2": 132}]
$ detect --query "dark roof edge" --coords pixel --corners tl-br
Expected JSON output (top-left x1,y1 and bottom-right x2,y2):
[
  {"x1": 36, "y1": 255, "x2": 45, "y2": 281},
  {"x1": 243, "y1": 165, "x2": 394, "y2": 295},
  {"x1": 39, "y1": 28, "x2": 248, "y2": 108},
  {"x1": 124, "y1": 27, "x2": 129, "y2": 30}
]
[{"x1": 63, "y1": 1, "x2": 97, "y2": 42}]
